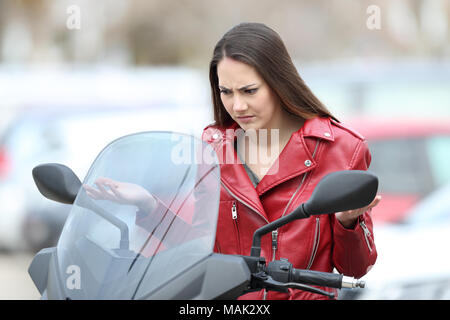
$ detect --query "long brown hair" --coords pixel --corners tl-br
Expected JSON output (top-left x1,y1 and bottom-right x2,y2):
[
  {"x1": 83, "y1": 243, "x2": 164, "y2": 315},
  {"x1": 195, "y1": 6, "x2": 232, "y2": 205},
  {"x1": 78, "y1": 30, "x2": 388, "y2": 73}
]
[{"x1": 209, "y1": 22, "x2": 338, "y2": 127}]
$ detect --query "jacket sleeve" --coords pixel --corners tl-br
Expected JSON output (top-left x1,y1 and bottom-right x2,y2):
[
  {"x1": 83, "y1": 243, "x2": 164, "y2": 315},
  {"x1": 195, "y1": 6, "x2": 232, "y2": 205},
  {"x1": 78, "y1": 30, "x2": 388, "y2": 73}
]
[
  {"x1": 331, "y1": 139, "x2": 377, "y2": 279},
  {"x1": 135, "y1": 194, "x2": 194, "y2": 247}
]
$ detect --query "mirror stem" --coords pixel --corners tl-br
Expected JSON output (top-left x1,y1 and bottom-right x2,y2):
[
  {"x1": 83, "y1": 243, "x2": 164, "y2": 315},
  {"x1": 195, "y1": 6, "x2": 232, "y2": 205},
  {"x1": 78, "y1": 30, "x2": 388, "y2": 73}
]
[
  {"x1": 77, "y1": 192, "x2": 130, "y2": 250},
  {"x1": 250, "y1": 204, "x2": 309, "y2": 257}
]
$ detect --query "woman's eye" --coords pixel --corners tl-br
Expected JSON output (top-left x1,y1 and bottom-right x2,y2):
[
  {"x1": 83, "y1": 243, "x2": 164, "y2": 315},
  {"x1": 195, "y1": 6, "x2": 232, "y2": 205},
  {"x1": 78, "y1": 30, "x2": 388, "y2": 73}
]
[{"x1": 219, "y1": 88, "x2": 257, "y2": 95}]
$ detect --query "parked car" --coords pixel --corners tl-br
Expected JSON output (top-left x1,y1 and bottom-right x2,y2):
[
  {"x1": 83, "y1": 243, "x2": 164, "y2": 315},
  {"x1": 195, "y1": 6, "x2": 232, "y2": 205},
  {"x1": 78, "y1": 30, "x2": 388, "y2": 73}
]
[
  {"x1": 340, "y1": 183, "x2": 450, "y2": 299},
  {"x1": 347, "y1": 117, "x2": 450, "y2": 225},
  {"x1": 0, "y1": 105, "x2": 211, "y2": 252}
]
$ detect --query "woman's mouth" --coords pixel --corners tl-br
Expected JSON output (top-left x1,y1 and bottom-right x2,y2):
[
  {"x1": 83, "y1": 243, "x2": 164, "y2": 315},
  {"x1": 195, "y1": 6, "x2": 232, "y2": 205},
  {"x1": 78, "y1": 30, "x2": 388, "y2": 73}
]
[{"x1": 237, "y1": 116, "x2": 255, "y2": 123}]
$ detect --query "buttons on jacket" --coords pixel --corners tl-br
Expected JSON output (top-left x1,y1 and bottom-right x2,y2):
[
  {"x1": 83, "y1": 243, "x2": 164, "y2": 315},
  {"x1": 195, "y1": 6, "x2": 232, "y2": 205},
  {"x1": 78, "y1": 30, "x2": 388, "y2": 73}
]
[
  {"x1": 324, "y1": 132, "x2": 331, "y2": 137},
  {"x1": 304, "y1": 160, "x2": 312, "y2": 167},
  {"x1": 212, "y1": 133, "x2": 219, "y2": 140}
]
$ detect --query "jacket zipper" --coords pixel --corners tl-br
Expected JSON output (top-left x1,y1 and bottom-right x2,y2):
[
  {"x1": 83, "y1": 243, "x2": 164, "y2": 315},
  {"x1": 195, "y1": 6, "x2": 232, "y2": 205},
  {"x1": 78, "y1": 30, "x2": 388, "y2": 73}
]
[
  {"x1": 222, "y1": 140, "x2": 320, "y2": 300},
  {"x1": 231, "y1": 201, "x2": 237, "y2": 219},
  {"x1": 306, "y1": 217, "x2": 320, "y2": 269},
  {"x1": 231, "y1": 201, "x2": 241, "y2": 253},
  {"x1": 360, "y1": 220, "x2": 373, "y2": 253},
  {"x1": 271, "y1": 140, "x2": 320, "y2": 262},
  {"x1": 265, "y1": 164, "x2": 316, "y2": 300},
  {"x1": 271, "y1": 230, "x2": 278, "y2": 261},
  {"x1": 220, "y1": 182, "x2": 269, "y2": 224},
  {"x1": 221, "y1": 180, "x2": 270, "y2": 302}
]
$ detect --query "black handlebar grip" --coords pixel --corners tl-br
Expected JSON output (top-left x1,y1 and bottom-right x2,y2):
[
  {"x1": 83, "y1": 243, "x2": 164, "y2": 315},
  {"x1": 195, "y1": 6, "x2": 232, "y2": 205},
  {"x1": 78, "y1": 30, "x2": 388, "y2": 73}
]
[{"x1": 290, "y1": 269, "x2": 343, "y2": 289}]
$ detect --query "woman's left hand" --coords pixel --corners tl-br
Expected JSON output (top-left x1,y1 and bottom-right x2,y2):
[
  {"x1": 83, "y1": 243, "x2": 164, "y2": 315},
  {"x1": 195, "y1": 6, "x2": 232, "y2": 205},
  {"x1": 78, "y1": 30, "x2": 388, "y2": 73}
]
[{"x1": 335, "y1": 195, "x2": 382, "y2": 229}]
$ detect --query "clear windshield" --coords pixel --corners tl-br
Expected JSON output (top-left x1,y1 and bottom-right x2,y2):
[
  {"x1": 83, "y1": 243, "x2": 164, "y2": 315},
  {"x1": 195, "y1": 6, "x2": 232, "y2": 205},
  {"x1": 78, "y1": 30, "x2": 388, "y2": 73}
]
[{"x1": 56, "y1": 132, "x2": 220, "y2": 299}]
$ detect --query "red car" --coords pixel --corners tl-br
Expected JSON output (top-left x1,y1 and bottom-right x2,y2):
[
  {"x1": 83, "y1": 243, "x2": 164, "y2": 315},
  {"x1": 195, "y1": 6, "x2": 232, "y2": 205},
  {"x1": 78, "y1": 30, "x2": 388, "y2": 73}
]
[{"x1": 346, "y1": 117, "x2": 450, "y2": 225}]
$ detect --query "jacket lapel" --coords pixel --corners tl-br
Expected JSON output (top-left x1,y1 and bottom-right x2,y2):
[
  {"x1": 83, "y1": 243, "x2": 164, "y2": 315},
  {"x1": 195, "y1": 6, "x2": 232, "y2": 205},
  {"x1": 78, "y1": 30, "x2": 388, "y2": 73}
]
[
  {"x1": 256, "y1": 116, "x2": 335, "y2": 195},
  {"x1": 208, "y1": 122, "x2": 267, "y2": 220},
  {"x1": 255, "y1": 132, "x2": 317, "y2": 196}
]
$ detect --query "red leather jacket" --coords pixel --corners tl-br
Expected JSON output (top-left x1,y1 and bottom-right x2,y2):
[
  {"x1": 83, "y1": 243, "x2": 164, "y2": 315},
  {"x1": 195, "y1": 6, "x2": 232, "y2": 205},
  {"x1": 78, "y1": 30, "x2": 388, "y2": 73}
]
[{"x1": 201, "y1": 116, "x2": 377, "y2": 300}]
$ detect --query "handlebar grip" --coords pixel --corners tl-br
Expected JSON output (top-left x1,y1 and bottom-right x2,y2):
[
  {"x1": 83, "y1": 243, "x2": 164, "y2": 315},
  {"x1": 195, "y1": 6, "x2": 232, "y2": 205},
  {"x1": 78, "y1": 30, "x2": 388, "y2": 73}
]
[{"x1": 290, "y1": 269, "x2": 343, "y2": 289}]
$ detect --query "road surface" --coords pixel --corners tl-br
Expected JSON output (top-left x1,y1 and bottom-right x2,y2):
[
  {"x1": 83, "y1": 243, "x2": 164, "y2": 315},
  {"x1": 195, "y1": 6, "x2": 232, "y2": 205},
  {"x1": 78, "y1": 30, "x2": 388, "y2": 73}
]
[{"x1": 0, "y1": 252, "x2": 40, "y2": 299}]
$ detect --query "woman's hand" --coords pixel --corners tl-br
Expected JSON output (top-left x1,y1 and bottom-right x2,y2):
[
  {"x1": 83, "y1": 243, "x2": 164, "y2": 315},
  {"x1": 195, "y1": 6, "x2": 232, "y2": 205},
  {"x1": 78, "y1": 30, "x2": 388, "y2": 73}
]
[
  {"x1": 83, "y1": 177, "x2": 157, "y2": 211},
  {"x1": 335, "y1": 195, "x2": 382, "y2": 229}
]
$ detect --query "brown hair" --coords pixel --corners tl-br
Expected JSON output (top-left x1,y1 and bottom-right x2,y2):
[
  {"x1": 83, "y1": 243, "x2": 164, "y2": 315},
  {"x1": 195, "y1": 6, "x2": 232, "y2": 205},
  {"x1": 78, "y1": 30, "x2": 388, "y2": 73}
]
[{"x1": 209, "y1": 22, "x2": 338, "y2": 127}]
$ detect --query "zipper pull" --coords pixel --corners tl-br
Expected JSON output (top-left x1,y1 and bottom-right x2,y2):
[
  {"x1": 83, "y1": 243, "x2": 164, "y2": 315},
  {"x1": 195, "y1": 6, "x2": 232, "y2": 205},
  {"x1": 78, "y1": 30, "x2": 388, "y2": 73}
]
[
  {"x1": 359, "y1": 220, "x2": 373, "y2": 252},
  {"x1": 231, "y1": 201, "x2": 237, "y2": 219},
  {"x1": 360, "y1": 220, "x2": 371, "y2": 236},
  {"x1": 271, "y1": 230, "x2": 278, "y2": 250}
]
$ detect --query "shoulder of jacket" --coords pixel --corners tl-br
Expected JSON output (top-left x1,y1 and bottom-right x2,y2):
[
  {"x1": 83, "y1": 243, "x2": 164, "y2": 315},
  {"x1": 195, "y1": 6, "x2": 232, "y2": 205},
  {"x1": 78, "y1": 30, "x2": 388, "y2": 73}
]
[
  {"x1": 202, "y1": 121, "x2": 240, "y2": 142},
  {"x1": 330, "y1": 118, "x2": 366, "y2": 141},
  {"x1": 202, "y1": 123, "x2": 224, "y2": 142}
]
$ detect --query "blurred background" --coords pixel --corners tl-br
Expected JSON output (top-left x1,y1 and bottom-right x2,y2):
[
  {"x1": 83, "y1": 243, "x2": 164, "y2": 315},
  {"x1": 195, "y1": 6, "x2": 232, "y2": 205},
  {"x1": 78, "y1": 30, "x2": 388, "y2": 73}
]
[{"x1": 0, "y1": 0, "x2": 449, "y2": 299}]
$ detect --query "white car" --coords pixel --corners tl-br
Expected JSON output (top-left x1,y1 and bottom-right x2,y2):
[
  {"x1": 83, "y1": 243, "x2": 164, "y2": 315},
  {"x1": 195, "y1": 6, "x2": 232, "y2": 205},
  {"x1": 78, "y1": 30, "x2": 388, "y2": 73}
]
[{"x1": 341, "y1": 183, "x2": 450, "y2": 299}]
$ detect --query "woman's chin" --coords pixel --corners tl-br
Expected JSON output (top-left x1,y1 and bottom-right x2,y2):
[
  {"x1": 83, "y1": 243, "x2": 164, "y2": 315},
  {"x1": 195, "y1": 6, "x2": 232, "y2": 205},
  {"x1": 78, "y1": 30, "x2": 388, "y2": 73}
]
[{"x1": 236, "y1": 120, "x2": 262, "y2": 132}]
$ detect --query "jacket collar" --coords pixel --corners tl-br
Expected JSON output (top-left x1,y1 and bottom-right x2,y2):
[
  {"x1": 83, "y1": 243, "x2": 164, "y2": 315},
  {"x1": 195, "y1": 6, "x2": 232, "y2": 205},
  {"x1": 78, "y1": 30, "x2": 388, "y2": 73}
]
[
  {"x1": 256, "y1": 116, "x2": 335, "y2": 195},
  {"x1": 212, "y1": 116, "x2": 334, "y2": 220},
  {"x1": 301, "y1": 116, "x2": 335, "y2": 142}
]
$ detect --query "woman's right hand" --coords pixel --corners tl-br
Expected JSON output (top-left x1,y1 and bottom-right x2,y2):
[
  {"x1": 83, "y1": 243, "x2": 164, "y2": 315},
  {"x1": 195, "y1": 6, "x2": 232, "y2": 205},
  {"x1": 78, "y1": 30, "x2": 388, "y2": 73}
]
[{"x1": 83, "y1": 177, "x2": 157, "y2": 212}]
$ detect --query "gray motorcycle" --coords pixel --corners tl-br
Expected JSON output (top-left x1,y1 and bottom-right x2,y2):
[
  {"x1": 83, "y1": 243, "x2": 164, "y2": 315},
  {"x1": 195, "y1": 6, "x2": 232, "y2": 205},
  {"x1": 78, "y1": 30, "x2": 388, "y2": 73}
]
[{"x1": 28, "y1": 131, "x2": 376, "y2": 300}]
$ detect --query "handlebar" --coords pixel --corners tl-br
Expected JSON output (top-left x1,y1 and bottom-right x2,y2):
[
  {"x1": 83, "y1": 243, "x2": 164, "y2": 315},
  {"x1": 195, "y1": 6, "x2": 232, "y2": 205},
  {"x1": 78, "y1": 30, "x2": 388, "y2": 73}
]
[
  {"x1": 265, "y1": 258, "x2": 364, "y2": 289},
  {"x1": 243, "y1": 256, "x2": 365, "y2": 298},
  {"x1": 290, "y1": 268, "x2": 365, "y2": 289}
]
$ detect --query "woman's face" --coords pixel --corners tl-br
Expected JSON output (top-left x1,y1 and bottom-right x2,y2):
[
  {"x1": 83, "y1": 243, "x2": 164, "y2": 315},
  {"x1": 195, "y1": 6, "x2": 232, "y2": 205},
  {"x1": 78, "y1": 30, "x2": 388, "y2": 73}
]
[{"x1": 217, "y1": 57, "x2": 283, "y2": 131}]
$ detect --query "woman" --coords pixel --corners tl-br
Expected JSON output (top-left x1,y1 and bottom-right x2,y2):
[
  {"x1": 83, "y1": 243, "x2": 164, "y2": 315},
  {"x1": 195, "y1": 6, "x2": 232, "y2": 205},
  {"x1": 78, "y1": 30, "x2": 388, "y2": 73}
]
[
  {"x1": 85, "y1": 22, "x2": 381, "y2": 300},
  {"x1": 202, "y1": 22, "x2": 381, "y2": 300}
]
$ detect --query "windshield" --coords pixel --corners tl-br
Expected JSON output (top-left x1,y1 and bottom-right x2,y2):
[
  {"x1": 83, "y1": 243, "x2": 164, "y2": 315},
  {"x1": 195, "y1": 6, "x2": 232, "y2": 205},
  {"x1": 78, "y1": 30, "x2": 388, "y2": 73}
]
[{"x1": 56, "y1": 131, "x2": 220, "y2": 299}]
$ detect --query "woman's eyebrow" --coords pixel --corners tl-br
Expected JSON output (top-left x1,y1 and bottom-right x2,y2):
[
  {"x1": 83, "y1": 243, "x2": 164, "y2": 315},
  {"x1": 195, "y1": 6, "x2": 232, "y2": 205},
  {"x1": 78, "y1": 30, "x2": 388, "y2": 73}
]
[{"x1": 219, "y1": 83, "x2": 257, "y2": 90}]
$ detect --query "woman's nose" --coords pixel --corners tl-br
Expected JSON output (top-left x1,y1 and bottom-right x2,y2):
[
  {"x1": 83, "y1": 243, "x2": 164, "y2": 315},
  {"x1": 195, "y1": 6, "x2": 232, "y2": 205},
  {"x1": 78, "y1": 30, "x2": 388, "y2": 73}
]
[{"x1": 233, "y1": 97, "x2": 248, "y2": 113}]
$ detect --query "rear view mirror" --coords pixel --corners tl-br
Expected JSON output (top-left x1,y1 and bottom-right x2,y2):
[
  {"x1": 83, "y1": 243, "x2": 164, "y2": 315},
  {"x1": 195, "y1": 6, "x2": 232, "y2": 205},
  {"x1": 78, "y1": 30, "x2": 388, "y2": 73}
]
[
  {"x1": 33, "y1": 163, "x2": 130, "y2": 249},
  {"x1": 32, "y1": 163, "x2": 82, "y2": 204},
  {"x1": 302, "y1": 170, "x2": 378, "y2": 216},
  {"x1": 250, "y1": 170, "x2": 378, "y2": 257}
]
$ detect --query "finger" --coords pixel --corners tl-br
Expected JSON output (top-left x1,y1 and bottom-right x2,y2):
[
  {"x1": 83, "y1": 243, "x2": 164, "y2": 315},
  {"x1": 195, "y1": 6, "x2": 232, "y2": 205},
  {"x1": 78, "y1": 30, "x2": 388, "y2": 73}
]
[
  {"x1": 350, "y1": 209, "x2": 364, "y2": 218},
  {"x1": 108, "y1": 183, "x2": 122, "y2": 198},
  {"x1": 83, "y1": 184, "x2": 103, "y2": 198},
  {"x1": 82, "y1": 184, "x2": 100, "y2": 199},
  {"x1": 339, "y1": 209, "x2": 358, "y2": 216},
  {"x1": 96, "y1": 178, "x2": 121, "y2": 194},
  {"x1": 95, "y1": 182, "x2": 115, "y2": 200},
  {"x1": 350, "y1": 196, "x2": 381, "y2": 217},
  {"x1": 85, "y1": 190, "x2": 100, "y2": 200},
  {"x1": 367, "y1": 195, "x2": 382, "y2": 209},
  {"x1": 83, "y1": 184, "x2": 96, "y2": 192},
  {"x1": 94, "y1": 180, "x2": 108, "y2": 192},
  {"x1": 96, "y1": 177, "x2": 119, "y2": 187}
]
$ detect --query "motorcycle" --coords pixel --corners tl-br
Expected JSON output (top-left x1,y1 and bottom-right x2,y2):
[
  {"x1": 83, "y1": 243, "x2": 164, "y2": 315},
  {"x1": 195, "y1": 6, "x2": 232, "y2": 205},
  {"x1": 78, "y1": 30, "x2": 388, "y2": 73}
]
[{"x1": 28, "y1": 131, "x2": 377, "y2": 300}]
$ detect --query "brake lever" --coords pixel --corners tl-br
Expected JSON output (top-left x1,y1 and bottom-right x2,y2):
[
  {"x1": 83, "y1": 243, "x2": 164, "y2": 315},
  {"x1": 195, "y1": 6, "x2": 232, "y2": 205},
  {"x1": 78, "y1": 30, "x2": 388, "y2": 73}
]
[
  {"x1": 248, "y1": 271, "x2": 288, "y2": 293},
  {"x1": 249, "y1": 272, "x2": 335, "y2": 299},
  {"x1": 281, "y1": 281, "x2": 335, "y2": 299}
]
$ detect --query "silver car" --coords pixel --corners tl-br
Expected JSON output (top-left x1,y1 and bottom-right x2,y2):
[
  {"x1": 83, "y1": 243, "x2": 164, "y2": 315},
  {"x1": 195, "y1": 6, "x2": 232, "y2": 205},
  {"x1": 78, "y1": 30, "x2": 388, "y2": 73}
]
[{"x1": 0, "y1": 105, "x2": 210, "y2": 252}]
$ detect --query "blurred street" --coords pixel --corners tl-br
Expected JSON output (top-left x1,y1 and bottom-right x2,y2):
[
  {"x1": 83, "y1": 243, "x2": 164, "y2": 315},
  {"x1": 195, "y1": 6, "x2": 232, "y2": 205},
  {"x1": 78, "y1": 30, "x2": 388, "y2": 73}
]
[
  {"x1": 1, "y1": 0, "x2": 450, "y2": 300},
  {"x1": 0, "y1": 252, "x2": 40, "y2": 299}
]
